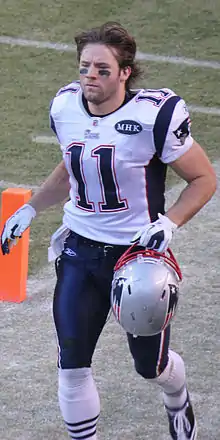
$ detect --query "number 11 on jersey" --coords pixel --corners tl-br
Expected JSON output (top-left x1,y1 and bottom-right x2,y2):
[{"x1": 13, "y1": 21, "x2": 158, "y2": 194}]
[{"x1": 66, "y1": 143, "x2": 128, "y2": 212}]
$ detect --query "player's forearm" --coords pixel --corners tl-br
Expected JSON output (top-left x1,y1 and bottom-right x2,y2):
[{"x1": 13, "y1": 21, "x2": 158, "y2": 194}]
[
  {"x1": 29, "y1": 160, "x2": 70, "y2": 214},
  {"x1": 166, "y1": 174, "x2": 217, "y2": 227}
]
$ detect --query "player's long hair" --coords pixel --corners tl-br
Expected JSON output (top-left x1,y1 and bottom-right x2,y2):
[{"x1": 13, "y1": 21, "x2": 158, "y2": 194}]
[{"x1": 75, "y1": 22, "x2": 142, "y2": 91}]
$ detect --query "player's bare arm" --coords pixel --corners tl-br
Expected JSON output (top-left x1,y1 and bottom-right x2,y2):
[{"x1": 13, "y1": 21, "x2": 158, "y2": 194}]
[
  {"x1": 166, "y1": 140, "x2": 217, "y2": 227},
  {"x1": 29, "y1": 160, "x2": 70, "y2": 214}
]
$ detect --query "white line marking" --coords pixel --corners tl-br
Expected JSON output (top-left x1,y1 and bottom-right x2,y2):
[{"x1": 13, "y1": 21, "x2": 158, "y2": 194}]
[
  {"x1": 1, "y1": 35, "x2": 220, "y2": 70},
  {"x1": 0, "y1": 36, "x2": 75, "y2": 52},
  {"x1": 31, "y1": 135, "x2": 58, "y2": 145},
  {"x1": 188, "y1": 105, "x2": 220, "y2": 116},
  {"x1": 136, "y1": 50, "x2": 220, "y2": 70},
  {"x1": 0, "y1": 180, "x2": 39, "y2": 190}
]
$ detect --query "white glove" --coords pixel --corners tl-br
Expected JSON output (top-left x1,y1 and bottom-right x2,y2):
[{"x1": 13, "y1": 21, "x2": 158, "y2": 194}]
[
  {"x1": 1, "y1": 203, "x2": 36, "y2": 255},
  {"x1": 131, "y1": 213, "x2": 178, "y2": 253}
]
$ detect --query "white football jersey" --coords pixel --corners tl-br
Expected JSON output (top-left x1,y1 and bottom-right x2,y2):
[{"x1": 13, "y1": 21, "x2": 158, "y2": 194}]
[{"x1": 50, "y1": 82, "x2": 193, "y2": 245}]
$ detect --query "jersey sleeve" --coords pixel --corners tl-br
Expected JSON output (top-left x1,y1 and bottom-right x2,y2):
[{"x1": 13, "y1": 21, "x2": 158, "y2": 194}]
[
  {"x1": 49, "y1": 98, "x2": 58, "y2": 136},
  {"x1": 159, "y1": 98, "x2": 193, "y2": 163},
  {"x1": 49, "y1": 96, "x2": 63, "y2": 144},
  {"x1": 49, "y1": 81, "x2": 81, "y2": 144}
]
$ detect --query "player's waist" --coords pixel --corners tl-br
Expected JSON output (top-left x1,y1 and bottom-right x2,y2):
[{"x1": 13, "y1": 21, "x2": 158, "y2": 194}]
[
  {"x1": 69, "y1": 230, "x2": 127, "y2": 249},
  {"x1": 67, "y1": 230, "x2": 143, "y2": 255}
]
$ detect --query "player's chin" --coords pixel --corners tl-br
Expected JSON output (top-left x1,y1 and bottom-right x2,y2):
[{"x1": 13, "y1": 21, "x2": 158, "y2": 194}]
[
  {"x1": 85, "y1": 93, "x2": 103, "y2": 105},
  {"x1": 84, "y1": 88, "x2": 102, "y2": 102}
]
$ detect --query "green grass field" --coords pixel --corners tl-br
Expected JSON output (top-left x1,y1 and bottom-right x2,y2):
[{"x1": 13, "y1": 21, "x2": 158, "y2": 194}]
[{"x1": 0, "y1": 0, "x2": 220, "y2": 273}]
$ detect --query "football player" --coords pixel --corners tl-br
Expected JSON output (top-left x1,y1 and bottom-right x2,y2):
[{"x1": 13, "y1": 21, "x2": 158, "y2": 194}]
[{"x1": 1, "y1": 22, "x2": 216, "y2": 440}]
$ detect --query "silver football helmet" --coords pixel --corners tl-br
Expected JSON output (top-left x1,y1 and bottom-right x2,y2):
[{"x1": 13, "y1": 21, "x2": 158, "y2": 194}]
[{"x1": 111, "y1": 245, "x2": 182, "y2": 336}]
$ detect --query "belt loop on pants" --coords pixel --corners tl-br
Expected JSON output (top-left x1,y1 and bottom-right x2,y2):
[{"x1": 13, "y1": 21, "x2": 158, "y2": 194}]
[{"x1": 103, "y1": 244, "x2": 114, "y2": 257}]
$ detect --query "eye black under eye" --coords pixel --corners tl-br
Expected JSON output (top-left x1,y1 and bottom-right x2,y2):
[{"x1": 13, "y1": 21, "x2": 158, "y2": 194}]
[
  {"x1": 80, "y1": 68, "x2": 88, "y2": 74},
  {"x1": 98, "y1": 69, "x2": 111, "y2": 76}
]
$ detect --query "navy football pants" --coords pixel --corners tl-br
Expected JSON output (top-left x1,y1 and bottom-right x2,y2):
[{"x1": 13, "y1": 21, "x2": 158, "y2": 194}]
[{"x1": 53, "y1": 232, "x2": 170, "y2": 378}]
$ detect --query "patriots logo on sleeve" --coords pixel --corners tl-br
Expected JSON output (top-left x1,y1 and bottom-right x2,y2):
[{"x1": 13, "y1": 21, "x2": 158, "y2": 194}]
[{"x1": 173, "y1": 117, "x2": 191, "y2": 145}]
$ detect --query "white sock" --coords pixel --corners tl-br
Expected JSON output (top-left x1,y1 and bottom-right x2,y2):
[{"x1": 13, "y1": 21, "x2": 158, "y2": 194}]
[
  {"x1": 58, "y1": 367, "x2": 100, "y2": 439},
  {"x1": 149, "y1": 349, "x2": 187, "y2": 409}
]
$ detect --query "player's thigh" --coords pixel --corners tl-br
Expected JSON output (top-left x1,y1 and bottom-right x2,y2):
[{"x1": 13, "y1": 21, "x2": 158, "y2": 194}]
[
  {"x1": 53, "y1": 255, "x2": 110, "y2": 368},
  {"x1": 127, "y1": 325, "x2": 171, "y2": 378}
]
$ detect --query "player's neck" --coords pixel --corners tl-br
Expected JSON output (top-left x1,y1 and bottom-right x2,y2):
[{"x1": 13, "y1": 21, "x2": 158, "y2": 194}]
[{"x1": 87, "y1": 90, "x2": 127, "y2": 116}]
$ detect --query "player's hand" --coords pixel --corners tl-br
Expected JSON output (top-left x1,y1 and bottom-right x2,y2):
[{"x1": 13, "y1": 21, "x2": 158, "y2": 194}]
[
  {"x1": 131, "y1": 213, "x2": 178, "y2": 253},
  {"x1": 1, "y1": 204, "x2": 36, "y2": 255}
]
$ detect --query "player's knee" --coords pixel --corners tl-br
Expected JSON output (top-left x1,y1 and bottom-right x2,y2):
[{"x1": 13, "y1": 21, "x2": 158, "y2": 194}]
[
  {"x1": 58, "y1": 368, "x2": 100, "y2": 410},
  {"x1": 134, "y1": 350, "x2": 169, "y2": 379},
  {"x1": 144, "y1": 350, "x2": 186, "y2": 391},
  {"x1": 58, "y1": 337, "x2": 92, "y2": 369},
  {"x1": 58, "y1": 367, "x2": 92, "y2": 388},
  {"x1": 134, "y1": 359, "x2": 164, "y2": 379},
  {"x1": 58, "y1": 367, "x2": 97, "y2": 403}
]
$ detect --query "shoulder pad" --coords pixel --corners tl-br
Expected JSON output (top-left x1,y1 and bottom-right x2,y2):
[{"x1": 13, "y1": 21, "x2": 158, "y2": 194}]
[
  {"x1": 56, "y1": 81, "x2": 81, "y2": 97},
  {"x1": 135, "y1": 88, "x2": 175, "y2": 103}
]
